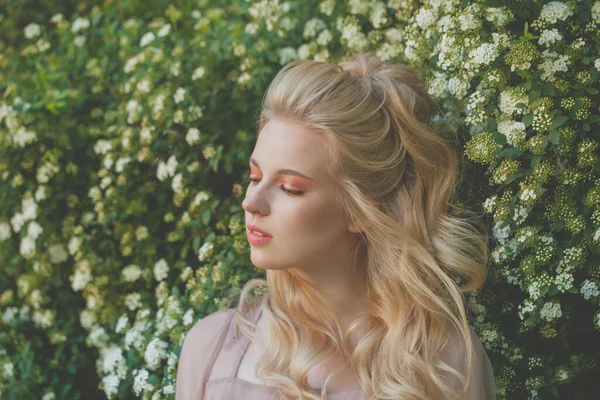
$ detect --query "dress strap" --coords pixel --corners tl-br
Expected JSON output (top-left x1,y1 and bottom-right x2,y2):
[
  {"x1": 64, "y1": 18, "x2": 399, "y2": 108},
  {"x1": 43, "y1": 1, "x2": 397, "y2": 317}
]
[{"x1": 229, "y1": 304, "x2": 264, "y2": 378}]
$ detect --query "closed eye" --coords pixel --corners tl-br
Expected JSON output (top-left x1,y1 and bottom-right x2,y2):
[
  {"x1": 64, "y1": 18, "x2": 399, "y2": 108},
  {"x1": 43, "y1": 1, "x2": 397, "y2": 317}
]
[{"x1": 248, "y1": 178, "x2": 304, "y2": 196}]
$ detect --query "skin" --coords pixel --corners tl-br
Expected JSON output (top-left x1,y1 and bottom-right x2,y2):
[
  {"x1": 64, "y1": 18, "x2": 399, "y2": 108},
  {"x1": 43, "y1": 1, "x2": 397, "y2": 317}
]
[{"x1": 241, "y1": 118, "x2": 367, "y2": 331}]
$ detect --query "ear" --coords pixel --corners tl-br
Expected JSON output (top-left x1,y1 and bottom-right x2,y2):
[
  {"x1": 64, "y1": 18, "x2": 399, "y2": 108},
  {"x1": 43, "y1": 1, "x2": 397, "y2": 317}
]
[{"x1": 347, "y1": 218, "x2": 361, "y2": 234}]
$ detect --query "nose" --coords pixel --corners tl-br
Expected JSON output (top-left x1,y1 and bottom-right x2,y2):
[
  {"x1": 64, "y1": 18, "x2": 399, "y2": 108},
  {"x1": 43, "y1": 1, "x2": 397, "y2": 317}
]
[{"x1": 242, "y1": 185, "x2": 270, "y2": 216}]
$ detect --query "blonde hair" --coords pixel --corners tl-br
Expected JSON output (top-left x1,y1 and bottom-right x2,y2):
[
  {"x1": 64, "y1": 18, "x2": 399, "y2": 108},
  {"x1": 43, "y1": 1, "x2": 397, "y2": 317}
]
[{"x1": 233, "y1": 52, "x2": 490, "y2": 399}]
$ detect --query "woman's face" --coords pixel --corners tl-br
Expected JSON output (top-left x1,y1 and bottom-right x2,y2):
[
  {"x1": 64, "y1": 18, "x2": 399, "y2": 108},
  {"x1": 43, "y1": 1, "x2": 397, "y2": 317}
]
[{"x1": 242, "y1": 119, "x2": 360, "y2": 273}]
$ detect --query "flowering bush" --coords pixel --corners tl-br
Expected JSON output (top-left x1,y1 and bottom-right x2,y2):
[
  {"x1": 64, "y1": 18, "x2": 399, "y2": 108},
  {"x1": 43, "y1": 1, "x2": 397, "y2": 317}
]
[{"x1": 0, "y1": 1, "x2": 599, "y2": 399}]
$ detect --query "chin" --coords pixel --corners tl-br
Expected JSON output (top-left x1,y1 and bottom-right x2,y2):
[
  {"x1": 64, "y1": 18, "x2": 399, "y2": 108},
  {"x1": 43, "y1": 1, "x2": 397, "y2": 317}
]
[{"x1": 249, "y1": 253, "x2": 291, "y2": 271}]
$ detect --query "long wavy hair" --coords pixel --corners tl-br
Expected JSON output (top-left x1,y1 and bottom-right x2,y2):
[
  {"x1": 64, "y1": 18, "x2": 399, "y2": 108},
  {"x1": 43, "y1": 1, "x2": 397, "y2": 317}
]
[{"x1": 232, "y1": 52, "x2": 490, "y2": 399}]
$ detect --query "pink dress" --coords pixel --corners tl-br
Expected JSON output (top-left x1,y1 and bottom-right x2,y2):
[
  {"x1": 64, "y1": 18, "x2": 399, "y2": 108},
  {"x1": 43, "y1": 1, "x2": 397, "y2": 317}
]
[{"x1": 175, "y1": 306, "x2": 496, "y2": 400}]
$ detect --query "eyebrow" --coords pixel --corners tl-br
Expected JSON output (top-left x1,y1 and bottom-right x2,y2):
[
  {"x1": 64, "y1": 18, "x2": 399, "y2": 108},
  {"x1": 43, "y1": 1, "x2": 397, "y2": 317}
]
[{"x1": 249, "y1": 157, "x2": 314, "y2": 181}]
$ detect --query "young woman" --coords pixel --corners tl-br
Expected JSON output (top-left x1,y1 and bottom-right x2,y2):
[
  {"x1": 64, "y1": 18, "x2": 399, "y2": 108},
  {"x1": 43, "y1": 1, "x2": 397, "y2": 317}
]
[{"x1": 176, "y1": 52, "x2": 496, "y2": 400}]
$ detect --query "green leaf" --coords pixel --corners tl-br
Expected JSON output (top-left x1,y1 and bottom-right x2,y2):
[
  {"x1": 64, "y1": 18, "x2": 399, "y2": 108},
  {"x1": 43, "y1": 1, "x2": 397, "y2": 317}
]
[
  {"x1": 585, "y1": 87, "x2": 598, "y2": 95},
  {"x1": 202, "y1": 209, "x2": 211, "y2": 225},
  {"x1": 522, "y1": 114, "x2": 534, "y2": 127},
  {"x1": 550, "y1": 116, "x2": 569, "y2": 130},
  {"x1": 548, "y1": 129, "x2": 560, "y2": 145},
  {"x1": 180, "y1": 244, "x2": 189, "y2": 259},
  {"x1": 567, "y1": 286, "x2": 579, "y2": 294}
]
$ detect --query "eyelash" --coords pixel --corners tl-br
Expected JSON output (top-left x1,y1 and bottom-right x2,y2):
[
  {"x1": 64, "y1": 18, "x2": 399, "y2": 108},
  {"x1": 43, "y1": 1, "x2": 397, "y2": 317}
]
[{"x1": 248, "y1": 178, "x2": 304, "y2": 196}]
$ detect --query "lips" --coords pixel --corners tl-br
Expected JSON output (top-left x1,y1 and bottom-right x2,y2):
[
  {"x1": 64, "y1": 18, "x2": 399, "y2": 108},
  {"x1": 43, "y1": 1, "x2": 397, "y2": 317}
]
[{"x1": 246, "y1": 224, "x2": 272, "y2": 237}]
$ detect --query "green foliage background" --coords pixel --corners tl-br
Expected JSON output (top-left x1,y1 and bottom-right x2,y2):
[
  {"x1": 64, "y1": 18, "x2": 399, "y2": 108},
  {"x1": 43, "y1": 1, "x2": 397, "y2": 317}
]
[{"x1": 0, "y1": 0, "x2": 599, "y2": 399}]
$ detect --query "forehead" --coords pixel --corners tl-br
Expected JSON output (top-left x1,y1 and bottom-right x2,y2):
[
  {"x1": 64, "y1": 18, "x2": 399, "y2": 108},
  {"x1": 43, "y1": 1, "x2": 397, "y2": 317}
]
[{"x1": 252, "y1": 119, "x2": 331, "y2": 177}]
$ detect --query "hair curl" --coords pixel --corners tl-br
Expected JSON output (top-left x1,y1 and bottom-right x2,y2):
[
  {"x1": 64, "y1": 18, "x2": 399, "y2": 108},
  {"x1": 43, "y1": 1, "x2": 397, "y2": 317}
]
[{"x1": 232, "y1": 52, "x2": 490, "y2": 400}]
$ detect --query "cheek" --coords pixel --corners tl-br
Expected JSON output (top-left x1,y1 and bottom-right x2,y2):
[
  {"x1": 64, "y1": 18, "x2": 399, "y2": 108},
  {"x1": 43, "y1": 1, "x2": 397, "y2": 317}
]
[{"x1": 284, "y1": 197, "x2": 347, "y2": 237}]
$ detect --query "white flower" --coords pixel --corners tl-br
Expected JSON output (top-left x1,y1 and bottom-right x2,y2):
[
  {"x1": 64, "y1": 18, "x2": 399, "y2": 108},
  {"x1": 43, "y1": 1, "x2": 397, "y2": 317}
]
[
  {"x1": 102, "y1": 153, "x2": 115, "y2": 169},
  {"x1": 581, "y1": 279, "x2": 600, "y2": 300},
  {"x1": 153, "y1": 259, "x2": 169, "y2": 282},
  {"x1": 24, "y1": 23, "x2": 41, "y2": 39},
  {"x1": 139, "y1": 126, "x2": 153, "y2": 145},
  {"x1": 115, "y1": 314, "x2": 129, "y2": 333},
  {"x1": 198, "y1": 241, "x2": 214, "y2": 262},
  {"x1": 79, "y1": 309, "x2": 95, "y2": 329},
  {"x1": 185, "y1": 128, "x2": 201, "y2": 145},
  {"x1": 497, "y1": 120, "x2": 526, "y2": 146},
  {"x1": 136, "y1": 78, "x2": 151, "y2": 93},
  {"x1": 35, "y1": 185, "x2": 47, "y2": 201},
  {"x1": 42, "y1": 392, "x2": 56, "y2": 400},
  {"x1": 469, "y1": 43, "x2": 499, "y2": 66},
  {"x1": 458, "y1": 10, "x2": 482, "y2": 31},
  {"x1": 171, "y1": 173, "x2": 183, "y2": 194},
  {"x1": 68, "y1": 236, "x2": 82, "y2": 255},
  {"x1": 93, "y1": 139, "x2": 112, "y2": 155},
  {"x1": 163, "y1": 384, "x2": 175, "y2": 395},
  {"x1": 517, "y1": 299, "x2": 536, "y2": 320},
  {"x1": 539, "y1": 301, "x2": 562, "y2": 321},
  {"x1": 10, "y1": 212, "x2": 25, "y2": 233},
  {"x1": 71, "y1": 17, "x2": 90, "y2": 33},
  {"x1": 124, "y1": 293, "x2": 142, "y2": 311},
  {"x1": 115, "y1": 157, "x2": 131, "y2": 173},
  {"x1": 126, "y1": 99, "x2": 142, "y2": 123},
  {"x1": 122, "y1": 264, "x2": 142, "y2": 282},
  {"x1": 192, "y1": 191, "x2": 210, "y2": 208},
  {"x1": 133, "y1": 369, "x2": 154, "y2": 396},
  {"x1": 32, "y1": 309, "x2": 54, "y2": 328},
  {"x1": 415, "y1": 8, "x2": 435, "y2": 29},
  {"x1": 27, "y1": 221, "x2": 43, "y2": 240},
  {"x1": 499, "y1": 88, "x2": 528, "y2": 116},
  {"x1": 2, "y1": 307, "x2": 18, "y2": 324},
  {"x1": 157, "y1": 24, "x2": 171, "y2": 37},
  {"x1": 22, "y1": 197, "x2": 38, "y2": 221},
  {"x1": 539, "y1": 1, "x2": 574, "y2": 24},
  {"x1": 140, "y1": 32, "x2": 156, "y2": 47},
  {"x1": 36, "y1": 38, "x2": 51, "y2": 52},
  {"x1": 192, "y1": 66, "x2": 206, "y2": 81},
  {"x1": 12, "y1": 125, "x2": 37, "y2": 147},
  {"x1": 183, "y1": 309, "x2": 194, "y2": 326},
  {"x1": 278, "y1": 47, "x2": 298, "y2": 65},
  {"x1": 538, "y1": 28, "x2": 562, "y2": 47},
  {"x1": 144, "y1": 338, "x2": 168, "y2": 370},
  {"x1": 88, "y1": 187, "x2": 102, "y2": 201},
  {"x1": 124, "y1": 328, "x2": 144, "y2": 350},
  {"x1": 528, "y1": 281, "x2": 541, "y2": 301},
  {"x1": 74, "y1": 35, "x2": 86, "y2": 47},
  {"x1": 297, "y1": 43, "x2": 311, "y2": 59},
  {"x1": 156, "y1": 155, "x2": 178, "y2": 181},
  {"x1": 593, "y1": 1, "x2": 600, "y2": 23},
  {"x1": 70, "y1": 260, "x2": 92, "y2": 291},
  {"x1": 50, "y1": 13, "x2": 64, "y2": 23},
  {"x1": 0, "y1": 222, "x2": 11, "y2": 241},
  {"x1": 173, "y1": 87, "x2": 186, "y2": 104},
  {"x1": 20, "y1": 236, "x2": 36, "y2": 257},
  {"x1": 2, "y1": 362, "x2": 14, "y2": 378},
  {"x1": 102, "y1": 374, "x2": 120, "y2": 399}
]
